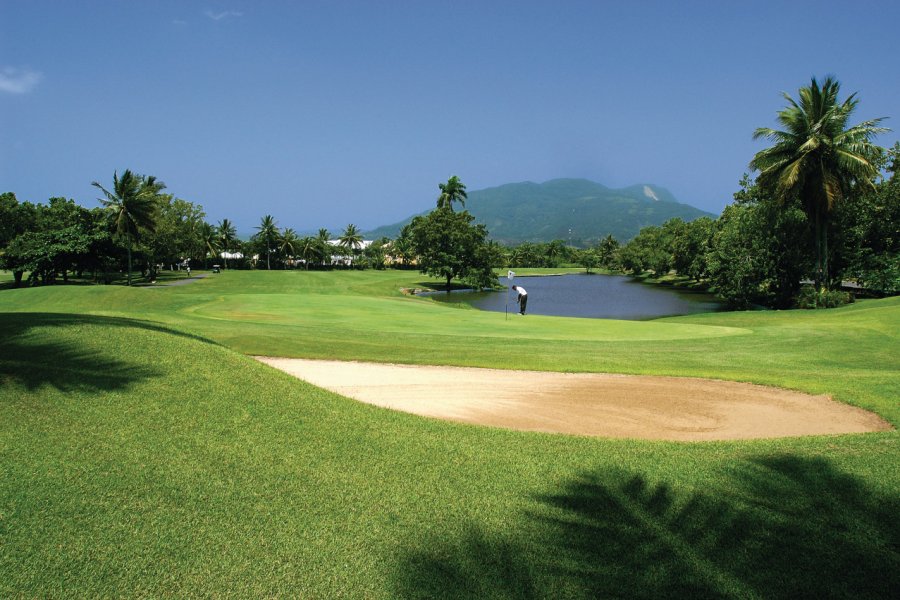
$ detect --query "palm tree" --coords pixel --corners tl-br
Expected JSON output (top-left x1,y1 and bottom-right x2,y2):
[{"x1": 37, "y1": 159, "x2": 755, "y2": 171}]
[
  {"x1": 750, "y1": 76, "x2": 888, "y2": 290},
  {"x1": 92, "y1": 170, "x2": 165, "y2": 285},
  {"x1": 545, "y1": 239, "x2": 565, "y2": 267},
  {"x1": 198, "y1": 222, "x2": 219, "y2": 268},
  {"x1": 437, "y1": 175, "x2": 467, "y2": 211},
  {"x1": 217, "y1": 218, "x2": 237, "y2": 268},
  {"x1": 315, "y1": 228, "x2": 332, "y2": 268},
  {"x1": 597, "y1": 234, "x2": 619, "y2": 268},
  {"x1": 338, "y1": 223, "x2": 364, "y2": 264},
  {"x1": 255, "y1": 214, "x2": 278, "y2": 270},
  {"x1": 297, "y1": 236, "x2": 318, "y2": 270},
  {"x1": 278, "y1": 227, "x2": 299, "y2": 267}
]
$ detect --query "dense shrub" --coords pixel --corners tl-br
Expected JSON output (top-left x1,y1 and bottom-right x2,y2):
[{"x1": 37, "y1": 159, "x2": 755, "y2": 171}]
[{"x1": 795, "y1": 286, "x2": 854, "y2": 309}]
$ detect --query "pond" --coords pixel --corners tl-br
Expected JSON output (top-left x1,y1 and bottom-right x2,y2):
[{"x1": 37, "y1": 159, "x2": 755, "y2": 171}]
[{"x1": 424, "y1": 274, "x2": 725, "y2": 320}]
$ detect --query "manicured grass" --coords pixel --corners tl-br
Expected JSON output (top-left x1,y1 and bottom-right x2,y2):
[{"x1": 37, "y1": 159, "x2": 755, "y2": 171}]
[{"x1": 1, "y1": 270, "x2": 898, "y2": 597}]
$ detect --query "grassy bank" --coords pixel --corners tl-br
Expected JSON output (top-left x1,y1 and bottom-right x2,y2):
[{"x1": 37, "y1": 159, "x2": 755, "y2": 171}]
[{"x1": 1, "y1": 270, "x2": 898, "y2": 597}]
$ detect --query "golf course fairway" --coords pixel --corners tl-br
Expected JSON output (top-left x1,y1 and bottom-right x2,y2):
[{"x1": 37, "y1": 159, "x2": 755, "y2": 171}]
[{"x1": 1, "y1": 270, "x2": 897, "y2": 597}]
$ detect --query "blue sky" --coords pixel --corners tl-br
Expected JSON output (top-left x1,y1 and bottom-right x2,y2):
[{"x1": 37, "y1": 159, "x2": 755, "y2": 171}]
[{"x1": 2, "y1": 0, "x2": 898, "y2": 235}]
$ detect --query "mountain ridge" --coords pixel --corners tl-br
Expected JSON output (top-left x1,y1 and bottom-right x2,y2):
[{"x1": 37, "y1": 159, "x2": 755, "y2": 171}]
[{"x1": 366, "y1": 178, "x2": 715, "y2": 245}]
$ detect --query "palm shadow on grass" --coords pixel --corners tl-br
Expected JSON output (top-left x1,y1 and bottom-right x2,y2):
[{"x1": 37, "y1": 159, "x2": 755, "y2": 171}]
[
  {"x1": 0, "y1": 313, "x2": 214, "y2": 393},
  {"x1": 394, "y1": 455, "x2": 899, "y2": 599}
]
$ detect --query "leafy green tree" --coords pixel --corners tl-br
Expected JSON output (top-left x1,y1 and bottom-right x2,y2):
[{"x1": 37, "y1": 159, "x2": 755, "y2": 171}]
[
  {"x1": 217, "y1": 219, "x2": 237, "y2": 268},
  {"x1": 706, "y1": 177, "x2": 809, "y2": 308},
  {"x1": 0, "y1": 193, "x2": 38, "y2": 286},
  {"x1": 436, "y1": 175, "x2": 467, "y2": 211},
  {"x1": 0, "y1": 193, "x2": 32, "y2": 247},
  {"x1": 5, "y1": 228, "x2": 89, "y2": 285},
  {"x1": 616, "y1": 239, "x2": 647, "y2": 275},
  {"x1": 750, "y1": 76, "x2": 888, "y2": 290},
  {"x1": 143, "y1": 195, "x2": 207, "y2": 276},
  {"x1": 38, "y1": 198, "x2": 105, "y2": 281},
  {"x1": 670, "y1": 217, "x2": 716, "y2": 282},
  {"x1": 407, "y1": 206, "x2": 497, "y2": 290},
  {"x1": 596, "y1": 234, "x2": 620, "y2": 269},
  {"x1": 619, "y1": 225, "x2": 673, "y2": 276},
  {"x1": 92, "y1": 170, "x2": 165, "y2": 285},
  {"x1": 578, "y1": 248, "x2": 600, "y2": 273},
  {"x1": 3, "y1": 199, "x2": 110, "y2": 285},
  {"x1": 832, "y1": 143, "x2": 900, "y2": 293},
  {"x1": 255, "y1": 214, "x2": 279, "y2": 270}
]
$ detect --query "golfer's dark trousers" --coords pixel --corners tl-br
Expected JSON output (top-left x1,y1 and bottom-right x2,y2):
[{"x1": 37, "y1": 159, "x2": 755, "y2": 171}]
[{"x1": 519, "y1": 295, "x2": 527, "y2": 314}]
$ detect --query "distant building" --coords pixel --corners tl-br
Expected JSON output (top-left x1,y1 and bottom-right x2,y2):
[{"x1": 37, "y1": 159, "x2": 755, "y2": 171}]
[{"x1": 327, "y1": 240, "x2": 371, "y2": 266}]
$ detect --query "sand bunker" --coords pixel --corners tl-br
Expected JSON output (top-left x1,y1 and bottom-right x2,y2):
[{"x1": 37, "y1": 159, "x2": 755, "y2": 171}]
[{"x1": 256, "y1": 358, "x2": 891, "y2": 441}]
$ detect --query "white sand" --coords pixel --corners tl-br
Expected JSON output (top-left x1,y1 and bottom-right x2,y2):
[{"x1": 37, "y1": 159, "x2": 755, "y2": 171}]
[{"x1": 256, "y1": 357, "x2": 892, "y2": 441}]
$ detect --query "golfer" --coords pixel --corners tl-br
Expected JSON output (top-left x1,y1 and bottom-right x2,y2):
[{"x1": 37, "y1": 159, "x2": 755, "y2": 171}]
[{"x1": 512, "y1": 285, "x2": 528, "y2": 315}]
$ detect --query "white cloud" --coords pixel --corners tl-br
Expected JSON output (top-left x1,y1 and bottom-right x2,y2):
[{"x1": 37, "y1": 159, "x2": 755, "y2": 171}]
[
  {"x1": 0, "y1": 67, "x2": 42, "y2": 94},
  {"x1": 205, "y1": 10, "x2": 243, "y2": 21}
]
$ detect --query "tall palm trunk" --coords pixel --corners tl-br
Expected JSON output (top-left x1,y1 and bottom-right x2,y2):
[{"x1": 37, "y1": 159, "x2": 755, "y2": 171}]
[
  {"x1": 126, "y1": 242, "x2": 133, "y2": 286},
  {"x1": 813, "y1": 203, "x2": 828, "y2": 291}
]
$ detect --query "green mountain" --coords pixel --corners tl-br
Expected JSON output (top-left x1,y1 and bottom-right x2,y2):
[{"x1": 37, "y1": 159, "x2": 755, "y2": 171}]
[{"x1": 366, "y1": 178, "x2": 716, "y2": 245}]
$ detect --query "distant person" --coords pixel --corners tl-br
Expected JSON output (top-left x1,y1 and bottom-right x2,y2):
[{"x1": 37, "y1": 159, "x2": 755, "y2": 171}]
[
  {"x1": 512, "y1": 285, "x2": 528, "y2": 315},
  {"x1": 186, "y1": 265, "x2": 191, "y2": 277}
]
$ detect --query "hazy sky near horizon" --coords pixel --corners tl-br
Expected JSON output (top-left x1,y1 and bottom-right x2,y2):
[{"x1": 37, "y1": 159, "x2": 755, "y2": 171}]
[{"x1": 3, "y1": 0, "x2": 898, "y2": 234}]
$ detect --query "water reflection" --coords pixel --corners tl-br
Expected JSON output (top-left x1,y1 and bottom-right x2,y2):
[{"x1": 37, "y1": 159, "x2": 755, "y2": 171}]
[{"x1": 423, "y1": 274, "x2": 724, "y2": 320}]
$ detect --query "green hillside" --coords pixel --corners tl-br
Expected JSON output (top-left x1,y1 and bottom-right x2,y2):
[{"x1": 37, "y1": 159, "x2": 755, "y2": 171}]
[{"x1": 366, "y1": 178, "x2": 716, "y2": 244}]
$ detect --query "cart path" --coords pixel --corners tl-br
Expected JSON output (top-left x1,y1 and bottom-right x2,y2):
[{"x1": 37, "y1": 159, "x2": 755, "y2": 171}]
[{"x1": 255, "y1": 357, "x2": 892, "y2": 441}]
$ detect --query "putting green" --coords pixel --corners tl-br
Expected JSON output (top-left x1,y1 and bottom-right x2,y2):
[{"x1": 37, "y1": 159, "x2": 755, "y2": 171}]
[{"x1": 187, "y1": 292, "x2": 751, "y2": 342}]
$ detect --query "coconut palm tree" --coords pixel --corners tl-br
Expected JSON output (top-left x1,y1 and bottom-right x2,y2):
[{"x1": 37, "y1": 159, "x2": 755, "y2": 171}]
[
  {"x1": 217, "y1": 218, "x2": 237, "y2": 268},
  {"x1": 296, "y1": 236, "x2": 318, "y2": 270},
  {"x1": 198, "y1": 222, "x2": 219, "y2": 268},
  {"x1": 545, "y1": 239, "x2": 566, "y2": 267},
  {"x1": 750, "y1": 76, "x2": 888, "y2": 290},
  {"x1": 338, "y1": 223, "x2": 364, "y2": 265},
  {"x1": 314, "y1": 228, "x2": 332, "y2": 268},
  {"x1": 437, "y1": 175, "x2": 467, "y2": 211},
  {"x1": 255, "y1": 214, "x2": 278, "y2": 270},
  {"x1": 278, "y1": 227, "x2": 299, "y2": 267},
  {"x1": 92, "y1": 170, "x2": 165, "y2": 285}
]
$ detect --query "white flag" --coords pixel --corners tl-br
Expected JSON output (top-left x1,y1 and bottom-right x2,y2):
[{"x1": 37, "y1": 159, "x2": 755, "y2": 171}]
[{"x1": 507, "y1": 270, "x2": 515, "y2": 280}]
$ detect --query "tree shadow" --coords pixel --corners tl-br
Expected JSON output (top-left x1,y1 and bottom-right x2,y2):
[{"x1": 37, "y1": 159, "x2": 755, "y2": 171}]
[
  {"x1": 0, "y1": 313, "x2": 215, "y2": 393},
  {"x1": 393, "y1": 455, "x2": 899, "y2": 599}
]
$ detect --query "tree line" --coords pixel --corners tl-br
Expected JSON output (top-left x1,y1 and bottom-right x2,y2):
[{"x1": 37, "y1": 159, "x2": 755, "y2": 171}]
[
  {"x1": 0, "y1": 170, "x2": 396, "y2": 287},
  {"x1": 2, "y1": 77, "x2": 896, "y2": 308}
]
